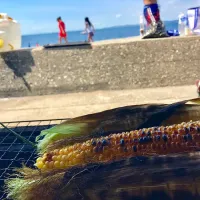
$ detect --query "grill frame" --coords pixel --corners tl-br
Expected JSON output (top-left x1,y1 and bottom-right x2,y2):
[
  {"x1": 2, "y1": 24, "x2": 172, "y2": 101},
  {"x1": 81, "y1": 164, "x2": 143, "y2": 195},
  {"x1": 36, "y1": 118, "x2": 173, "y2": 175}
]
[
  {"x1": 0, "y1": 118, "x2": 69, "y2": 199},
  {"x1": 1, "y1": 119, "x2": 200, "y2": 200}
]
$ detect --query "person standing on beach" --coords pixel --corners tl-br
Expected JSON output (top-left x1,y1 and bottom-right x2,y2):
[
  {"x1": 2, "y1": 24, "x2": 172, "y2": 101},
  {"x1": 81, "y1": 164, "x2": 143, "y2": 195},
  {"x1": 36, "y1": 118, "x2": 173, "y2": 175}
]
[
  {"x1": 82, "y1": 17, "x2": 95, "y2": 42},
  {"x1": 142, "y1": 0, "x2": 168, "y2": 39},
  {"x1": 57, "y1": 17, "x2": 68, "y2": 44}
]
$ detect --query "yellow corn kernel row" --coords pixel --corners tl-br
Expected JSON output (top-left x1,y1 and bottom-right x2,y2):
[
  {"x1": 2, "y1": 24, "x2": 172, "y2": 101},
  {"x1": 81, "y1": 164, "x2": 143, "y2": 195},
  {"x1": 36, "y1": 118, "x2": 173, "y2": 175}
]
[{"x1": 35, "y1": 120, "x2": 200, "y2": 171}]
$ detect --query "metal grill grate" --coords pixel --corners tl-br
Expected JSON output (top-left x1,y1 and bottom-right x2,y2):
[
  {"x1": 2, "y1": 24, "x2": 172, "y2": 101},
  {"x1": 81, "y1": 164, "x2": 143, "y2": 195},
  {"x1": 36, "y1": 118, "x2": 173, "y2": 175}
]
[{"x1": 0, "y1": 118, "x2": 68, "y2": 200}]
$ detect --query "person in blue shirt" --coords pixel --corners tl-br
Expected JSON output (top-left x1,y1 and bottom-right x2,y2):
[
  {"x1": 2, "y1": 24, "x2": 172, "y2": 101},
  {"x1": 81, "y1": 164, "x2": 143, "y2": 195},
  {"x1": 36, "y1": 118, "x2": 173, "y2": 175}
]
[{"x1": 142, "y1": 0, "x2": 168, "y2": 39}]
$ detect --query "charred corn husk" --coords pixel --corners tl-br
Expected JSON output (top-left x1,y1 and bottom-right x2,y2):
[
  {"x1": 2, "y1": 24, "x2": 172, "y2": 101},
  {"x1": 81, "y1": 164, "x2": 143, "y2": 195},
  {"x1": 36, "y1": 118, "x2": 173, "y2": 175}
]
[
  {"x1": 36, "y1": 98, "x2": 200, "y2": 154},
  {"x1": 35, "y1": 120, "x2": 200, "y2": 171}
]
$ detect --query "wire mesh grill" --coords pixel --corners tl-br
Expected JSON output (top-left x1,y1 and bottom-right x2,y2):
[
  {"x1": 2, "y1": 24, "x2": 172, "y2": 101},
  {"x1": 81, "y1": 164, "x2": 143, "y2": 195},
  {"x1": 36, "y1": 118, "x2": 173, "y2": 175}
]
[{"x1": 0, "y1": 118, "x2": 68, "y2": 200}]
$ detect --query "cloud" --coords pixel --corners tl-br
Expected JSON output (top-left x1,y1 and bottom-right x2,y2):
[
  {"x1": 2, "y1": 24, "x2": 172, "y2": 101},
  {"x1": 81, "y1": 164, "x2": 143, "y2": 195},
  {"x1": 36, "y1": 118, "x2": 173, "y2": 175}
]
[{"x1": 116, "y1": 14, "x2": 122, "y2": 18}]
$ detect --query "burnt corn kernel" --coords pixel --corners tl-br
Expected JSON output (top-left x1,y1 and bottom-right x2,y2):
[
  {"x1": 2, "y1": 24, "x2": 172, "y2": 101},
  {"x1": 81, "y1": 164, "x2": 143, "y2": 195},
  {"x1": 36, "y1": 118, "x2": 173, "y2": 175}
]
[
  {"x1": 120, "y1": 139, "x2": 125, "y2": 146},
  {"x1": 133, "y1": 146, "x2": 137, "y2": 152},
  {"x1": 162, "y1": 135, "x2": 168, "y2": 142},
  {"x1": 102, "y1": 139, "x2": 107, "y2": 146},
  {"x1": 92, "y1": 140, "x2": 97, "y2": 146},
  {"x1": 187, "y1": 134, "x2": 192, "y2": 141},
  {"x1": 156, "y1": 135, "x2": 161, "y2": 141}
]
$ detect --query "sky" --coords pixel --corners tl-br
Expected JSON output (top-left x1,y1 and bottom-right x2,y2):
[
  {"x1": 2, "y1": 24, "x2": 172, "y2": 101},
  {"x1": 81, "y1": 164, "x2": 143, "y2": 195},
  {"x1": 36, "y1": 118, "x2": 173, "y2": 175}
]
[{"x1": 1, "y1": 0, "x2": 200, "y2": 35}]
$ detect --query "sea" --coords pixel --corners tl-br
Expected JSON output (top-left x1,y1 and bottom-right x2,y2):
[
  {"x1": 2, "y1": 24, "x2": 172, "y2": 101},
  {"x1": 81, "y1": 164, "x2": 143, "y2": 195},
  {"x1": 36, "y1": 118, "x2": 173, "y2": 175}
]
[{"x1": 22, "y1": 20, "x2": 178, "y2": 48}]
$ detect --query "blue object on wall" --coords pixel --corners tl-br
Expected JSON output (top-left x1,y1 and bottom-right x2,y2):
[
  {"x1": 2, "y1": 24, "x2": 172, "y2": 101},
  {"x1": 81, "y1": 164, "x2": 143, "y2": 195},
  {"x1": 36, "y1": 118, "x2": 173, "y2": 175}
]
[{"x1": 167, "y1": 30, "x2": 180, "y2": 37}]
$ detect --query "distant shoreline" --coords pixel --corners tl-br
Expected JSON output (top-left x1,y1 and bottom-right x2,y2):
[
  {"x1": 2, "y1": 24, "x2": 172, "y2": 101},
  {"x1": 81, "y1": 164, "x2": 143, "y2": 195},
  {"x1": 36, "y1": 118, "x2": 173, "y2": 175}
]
[{"x1": 22, "y1": 20, "x2": 178, "y2": 37}]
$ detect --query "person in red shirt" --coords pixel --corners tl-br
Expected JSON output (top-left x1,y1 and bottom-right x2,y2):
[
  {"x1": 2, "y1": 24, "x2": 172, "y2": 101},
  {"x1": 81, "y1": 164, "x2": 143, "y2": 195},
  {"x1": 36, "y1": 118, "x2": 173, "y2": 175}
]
[{"x1": 57, "y1": 17, "x2": 68, "y2": 44}]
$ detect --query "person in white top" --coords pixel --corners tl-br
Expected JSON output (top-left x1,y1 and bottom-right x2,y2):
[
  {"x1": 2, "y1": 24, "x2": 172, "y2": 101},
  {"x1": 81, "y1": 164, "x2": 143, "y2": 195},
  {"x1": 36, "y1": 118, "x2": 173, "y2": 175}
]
[{"x1": 82, "y1": 17, "x2": 95, "y2": 42}]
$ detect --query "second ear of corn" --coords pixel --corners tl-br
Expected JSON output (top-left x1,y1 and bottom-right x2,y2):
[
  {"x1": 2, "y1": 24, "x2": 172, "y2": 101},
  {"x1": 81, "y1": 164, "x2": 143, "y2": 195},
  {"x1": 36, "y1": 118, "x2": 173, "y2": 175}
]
[{"x1": 35, "y1": 120, "x2": 200, "y2": 171}]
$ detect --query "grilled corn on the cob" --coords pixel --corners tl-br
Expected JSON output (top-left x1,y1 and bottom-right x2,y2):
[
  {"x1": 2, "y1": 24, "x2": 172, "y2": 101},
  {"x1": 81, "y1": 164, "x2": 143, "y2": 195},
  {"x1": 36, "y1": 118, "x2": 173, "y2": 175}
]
[{"x1": 35, "y1": 120, "x2": 200, "y2": 171}]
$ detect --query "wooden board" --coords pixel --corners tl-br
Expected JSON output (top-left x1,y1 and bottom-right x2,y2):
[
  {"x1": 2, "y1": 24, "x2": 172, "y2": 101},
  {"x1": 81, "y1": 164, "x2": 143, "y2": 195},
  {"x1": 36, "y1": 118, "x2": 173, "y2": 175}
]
[{"x1": 43, "y1": 42, "x2": 91, "y2": 49}]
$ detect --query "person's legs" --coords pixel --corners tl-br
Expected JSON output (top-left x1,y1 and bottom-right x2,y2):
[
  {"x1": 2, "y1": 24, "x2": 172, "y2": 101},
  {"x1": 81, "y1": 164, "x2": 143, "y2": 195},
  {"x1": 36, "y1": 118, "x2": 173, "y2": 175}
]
[
  {"x1": 59, "y1": 33, "x2": 67, "y2": 44},
  {"x1": 64, "y1": 36, "x2": 68, "y2": 43},
  {"x1": 88, "y1": 34, "x2": 93, "y2": 42},
  {"x1": 59, "y1": 36, "x2": 62, "y2": 44},
  {"x1": 87, "y1": 34, "x2": 90, "y2": 42},
  {"x1": 144, "y1": 1, "x2": 160, "y2": 26},
  {"x1": 89, "y1": 32, "x2": 94, "y2": 42},
  {"x1": 142, "y1": 0, "x2": 168, "y2": 39}
]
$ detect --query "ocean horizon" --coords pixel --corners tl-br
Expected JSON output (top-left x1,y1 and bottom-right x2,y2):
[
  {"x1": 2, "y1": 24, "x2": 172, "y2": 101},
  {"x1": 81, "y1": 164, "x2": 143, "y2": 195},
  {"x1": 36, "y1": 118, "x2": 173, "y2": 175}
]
[{"x1": 22, "y1": 20, "x2": 178, "y2": 48}]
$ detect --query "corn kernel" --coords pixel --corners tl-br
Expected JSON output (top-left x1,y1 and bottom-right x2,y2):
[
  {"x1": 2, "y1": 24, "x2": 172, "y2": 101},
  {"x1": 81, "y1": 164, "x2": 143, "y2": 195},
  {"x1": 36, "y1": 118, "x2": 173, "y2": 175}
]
[
  {"x1": 53, "y1": 149, "x2": 59, "y2": 155},
  {"x1": 35, "y1": 161, "x2": 43, "y2": 169},
  {"x1": 60, "y1": 161, "x2": 65, "y2": 168},
  {"x1": 48, "y1": 161, "x2": 54, "y2": 169},
  {"x1": 43, "y1": 165, "x2": 47, "y2": 170},
  {"x1": 63, "y1": 148, "x2": 69, "y2": 155},
  {"x1": 54, "y1": 161, "x2": 60, "y2": 168},
  {"x1": 36, "y1": 157, "x2": 43, "y2": 163},
  {"x1": 58, "y1": 155, "x2": 63, "y2": 161},
  {"x1": 61, "y1": 155, "x2": 68, "y2": 161},
  {"x1": 52, "y1": 156, "x2": 57, "y2": 161},
  {"x1": 59, "y1": 149, "x2": 65, "y2": 155}
]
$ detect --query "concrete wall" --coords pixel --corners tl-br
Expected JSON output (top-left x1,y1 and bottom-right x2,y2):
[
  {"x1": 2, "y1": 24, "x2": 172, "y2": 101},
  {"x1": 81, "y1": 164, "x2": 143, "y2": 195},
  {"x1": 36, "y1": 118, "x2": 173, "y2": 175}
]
[{"x1": 0, "y1": 36, "x2": 200, "y2": 98}]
